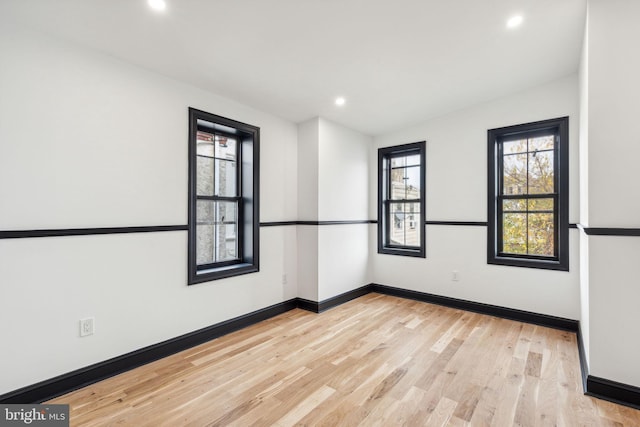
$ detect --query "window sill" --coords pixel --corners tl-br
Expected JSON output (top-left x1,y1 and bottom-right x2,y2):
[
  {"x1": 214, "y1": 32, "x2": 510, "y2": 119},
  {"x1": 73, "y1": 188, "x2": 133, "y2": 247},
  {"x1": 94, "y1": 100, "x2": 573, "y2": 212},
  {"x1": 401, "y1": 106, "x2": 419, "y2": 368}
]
[
  {"x1": 189, "y1": 262, "x2": 259, "y2": 285},
  {"x1": 488, "y1": 256, "x2": 568, "y2": 271},
  {"x1": 378, "y1": 247, "x2": 425, "y2": 258}
]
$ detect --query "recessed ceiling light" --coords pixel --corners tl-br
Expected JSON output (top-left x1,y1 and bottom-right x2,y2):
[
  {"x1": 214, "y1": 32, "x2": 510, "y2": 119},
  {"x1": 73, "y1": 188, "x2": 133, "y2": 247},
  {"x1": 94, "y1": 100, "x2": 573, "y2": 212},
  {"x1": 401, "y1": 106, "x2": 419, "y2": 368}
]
[
  {"x1": 335, "y1": 97, "x2": 346, "y2": 106},
  {"x1": 148, "y1": 0, "x2": 167, "y2": 12},
  {"x1": 507, "y1": 15, "x2": 523, "y2": 29}
]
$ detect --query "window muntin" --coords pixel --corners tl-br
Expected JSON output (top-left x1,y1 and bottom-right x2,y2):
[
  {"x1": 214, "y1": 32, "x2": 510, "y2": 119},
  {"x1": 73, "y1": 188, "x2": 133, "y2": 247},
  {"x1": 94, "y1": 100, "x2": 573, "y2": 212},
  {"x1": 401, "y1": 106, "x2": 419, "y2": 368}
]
[
  {"x1": 488, "y1": 117, "x2": 568, "y2": 271},
  {"x1": 188, "y1": 108, "x2": 259, "y2": 284},
  {"x1": 378, "y1": 142, "x2": 426, "y2": 258}
]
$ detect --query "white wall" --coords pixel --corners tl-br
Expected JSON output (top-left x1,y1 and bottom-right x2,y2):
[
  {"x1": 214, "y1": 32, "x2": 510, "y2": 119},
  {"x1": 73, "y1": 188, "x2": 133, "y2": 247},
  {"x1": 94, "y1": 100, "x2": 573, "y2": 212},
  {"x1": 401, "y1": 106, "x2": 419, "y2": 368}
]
[
  {"x1": 318, "y1": 118, "x2": 370, "y2": 221},
  {"x1": 318, "y1": 224, "x2": 369, "y2": 300},
  {"x1": 296, "y1": 119, "x2": 320, "y2": 300},
  {"x1": 0, "y1": 25, "x2": 298, "y2": 394},
  {"x1": 296, "y1": 225, "x2": 319, "y2": 301},
  {"x1": 586, "y1": 0, "x2": 640, "y2": 228},
  {"x1": 317, "y1": 118, "x2": 371, "y2": 300},
  {"x1": 297, "y1": 118, "x2": 320, "y2": 221},
  {"x1": 371, "y1": 75, "x2": 581, "y2": 319},
  {"x1": 296, "y1": 118, "x2": 371, "y2": 302},
  {"x1": 581, "y1": 0, "x2": 640, "y2": 387},
  {"x1": 589, "y1": 237, "x2": 640, "y2": 386}
]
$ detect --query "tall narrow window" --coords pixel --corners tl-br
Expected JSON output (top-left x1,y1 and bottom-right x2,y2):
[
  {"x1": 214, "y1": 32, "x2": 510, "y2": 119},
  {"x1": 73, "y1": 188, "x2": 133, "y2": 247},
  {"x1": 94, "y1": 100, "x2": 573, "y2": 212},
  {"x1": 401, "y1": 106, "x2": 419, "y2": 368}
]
[
  {"x1": 488, "y1": 117, "x2": 568, "y2": 271},
  {"x1": 378, "y1": 141, "x2": 426, "y2": 258},
  {"x1": 188, "y1": 108, "x2": 259, "y2": 284}
]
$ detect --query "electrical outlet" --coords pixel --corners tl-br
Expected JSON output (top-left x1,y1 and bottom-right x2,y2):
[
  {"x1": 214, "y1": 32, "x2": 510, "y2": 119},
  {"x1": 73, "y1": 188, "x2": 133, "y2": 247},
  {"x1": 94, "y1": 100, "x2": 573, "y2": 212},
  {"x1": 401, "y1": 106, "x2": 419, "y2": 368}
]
[
  {"x1": 282, "y1": 274, "x2": 288, "y2": 285},
  {"x1": 79, "y1": 317, "x2": 94, "y2": 337},
  {"x1": 452, "y1": 271, "x2": 460, "y2": 281}
]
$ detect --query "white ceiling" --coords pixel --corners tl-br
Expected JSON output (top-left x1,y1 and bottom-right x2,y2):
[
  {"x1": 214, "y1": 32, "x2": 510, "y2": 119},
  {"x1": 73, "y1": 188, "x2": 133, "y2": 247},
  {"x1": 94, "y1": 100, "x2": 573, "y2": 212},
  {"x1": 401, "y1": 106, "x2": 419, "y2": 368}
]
[{"x1": 1, "y1": 0, "x2": 586, "y2": 136}]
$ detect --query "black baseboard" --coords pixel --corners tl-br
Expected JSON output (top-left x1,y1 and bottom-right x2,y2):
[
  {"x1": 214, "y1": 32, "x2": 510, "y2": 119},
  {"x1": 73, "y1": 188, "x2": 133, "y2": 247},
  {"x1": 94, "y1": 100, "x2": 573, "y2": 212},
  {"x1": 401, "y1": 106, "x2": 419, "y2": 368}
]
[
  {"x1": 371, "y1": 283, "x2": 579, "y2": 332},
  {"x1": 299, "y1": 283, "x2": 579, "y2": 332},
  {"x1": 586, "y1": 376, "x2": 640, "y2": 410},
  {"x1": 318, "y1": 285, "x2": 371, "y2": 312},
  {"x1": 0, "y1": 299, "x2": 297, "y2": 404},
  {"x1": 296, "y1": 298, "x2": 320, "y2": 313},
  {"x1": 296, "y1": 285, "x2": 372, "y2": 313}
]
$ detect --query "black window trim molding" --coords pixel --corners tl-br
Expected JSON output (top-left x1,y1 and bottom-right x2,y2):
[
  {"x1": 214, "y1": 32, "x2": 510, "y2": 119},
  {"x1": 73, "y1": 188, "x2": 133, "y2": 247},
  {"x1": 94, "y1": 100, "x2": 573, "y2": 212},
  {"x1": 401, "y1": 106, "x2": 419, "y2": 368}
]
[
  {"x1": 188, "y1": 108, "x2": 260, "y2": 285},
  {"x1": 378, "y1": 141, "x2": 426, "y2": 258},
  {"x1": 487, "y1": 116, "x2": 569, "y2": 271}
]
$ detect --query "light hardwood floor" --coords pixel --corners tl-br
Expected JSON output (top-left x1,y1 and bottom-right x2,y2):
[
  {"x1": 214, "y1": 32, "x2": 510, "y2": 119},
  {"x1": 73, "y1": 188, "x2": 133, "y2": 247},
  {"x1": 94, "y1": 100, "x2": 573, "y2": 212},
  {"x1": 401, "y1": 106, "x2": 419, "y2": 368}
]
[{"x1": 49, "y1": 294, "x2": 640, "y2": 426}]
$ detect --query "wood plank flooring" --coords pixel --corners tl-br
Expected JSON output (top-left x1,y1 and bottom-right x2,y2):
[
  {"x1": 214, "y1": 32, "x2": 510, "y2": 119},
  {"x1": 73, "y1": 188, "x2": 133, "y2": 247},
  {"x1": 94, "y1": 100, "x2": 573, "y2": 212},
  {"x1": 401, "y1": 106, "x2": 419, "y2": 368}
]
[{"x1": 48, "y1": 294, "x2": 640, "y2": 426}]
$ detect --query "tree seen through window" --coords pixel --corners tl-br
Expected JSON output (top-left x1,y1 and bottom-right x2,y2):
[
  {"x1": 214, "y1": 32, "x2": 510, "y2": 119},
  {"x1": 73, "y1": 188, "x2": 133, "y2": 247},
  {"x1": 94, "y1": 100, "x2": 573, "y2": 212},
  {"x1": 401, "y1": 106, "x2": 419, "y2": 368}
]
[
  {"x1": 500, "y1": 135, "x2": 556, "y2": 257},
  {"x1": 488, "y1": 116, "x2": 568, "y2": 271}
]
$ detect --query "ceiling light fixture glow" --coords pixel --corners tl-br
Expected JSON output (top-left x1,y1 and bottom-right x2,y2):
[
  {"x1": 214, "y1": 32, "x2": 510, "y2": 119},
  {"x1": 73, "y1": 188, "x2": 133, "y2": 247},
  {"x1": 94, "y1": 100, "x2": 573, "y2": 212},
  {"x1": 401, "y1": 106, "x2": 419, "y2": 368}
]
[
  {"x1": 148, "y1": 0, "x2": 167, "y2": 12},
  {"x1": 506, "y1": 15, "x2": 523, "y2": 29},
  {"x1": 335, "y1": 97, "x2": 346, "y2": 106}
]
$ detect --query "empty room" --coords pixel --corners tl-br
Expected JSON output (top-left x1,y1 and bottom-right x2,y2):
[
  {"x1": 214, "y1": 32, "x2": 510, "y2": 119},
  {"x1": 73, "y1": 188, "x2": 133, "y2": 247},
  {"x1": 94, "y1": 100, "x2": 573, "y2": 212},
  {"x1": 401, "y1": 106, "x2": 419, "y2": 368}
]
[{"x1": 1, "y1": 0, "x2": 639, "y2": 425}]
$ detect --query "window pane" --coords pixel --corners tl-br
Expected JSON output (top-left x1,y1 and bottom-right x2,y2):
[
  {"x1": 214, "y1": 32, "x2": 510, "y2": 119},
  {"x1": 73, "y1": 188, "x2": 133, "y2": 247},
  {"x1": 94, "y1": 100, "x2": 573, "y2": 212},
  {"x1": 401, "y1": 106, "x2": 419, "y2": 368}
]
[
  {"x1": 391, "y1": 153, "x2": 420, "y2": 168},
  {"x1": 502, "y1": 153, "x2": 527, "y2": 195},
  {"x1": 529, "y1": 135, "x2": 554, "y2": 152},
  {"x1": 502, "y1": 213, "x2": 527, "y2": 254},
  {"x1": 528, "y1": 213, "x2": 554, "y2": 256},
  {"x1": 503, "y1": 199, "x2": 526, "y2": 212},
  {"x1": 215, "y1": 136, "x2": 237, "y2": 159},
  {"x1": 215, "y1": 201, "x2": 238, "y2": 262},
  {"x1": 214, "y1": 159, "x2": 237, "y2": 196},
  {"x1": 390, "y1": 168, "x2": 405, "y2": 199},
  {"x1": 196, "y1": 200, "x2": 215, "y2": 265},
  {"x1": 388, "y1": 202, "x2": 420, "y2": 247},
  {"x1": 196, "y1": 131, "x2": 215, "y2": 156},
  {"x1": 503, "y1": 139, "x2": 527, "y2": 154},
  {"x1": 196, "y1": 135, "x2": 238, "y2": 197},
  {"x1": 196, "y1": 201, "x2": 238, "y2": 264},
  {"x1": 197, "y1": 155, "x2": 214, "y2": 196},
  {"x1": 390, "y1": 166, "x2": 420, "y2": 200},
  {"x1": 528, "y1": 150, "x2": 554, "y2": 194},
  {"x1": 391, "y1": 156, "x2": 406, "y2": 168},
  {"x1": 528, "y1": 198, "x2": 554, "y2": 212},
  {"x1": 405, "y1": 154, "x2": 420, "y2": 166},
  {"x1": 389, "y1": 203, "x2": 405, "y2": 245},
  {"x1": 196, "y1": 132, "x2": 215, "y2": 197},
  {"x1": 404, "y1": 166, "x2": 420, "y2": 196},
  {"x1": 404, "y1": 202, "x2": 421, "y2": 247},
  {"x1": 196, "y1": 224, "x2": 214, "y2": 265}
]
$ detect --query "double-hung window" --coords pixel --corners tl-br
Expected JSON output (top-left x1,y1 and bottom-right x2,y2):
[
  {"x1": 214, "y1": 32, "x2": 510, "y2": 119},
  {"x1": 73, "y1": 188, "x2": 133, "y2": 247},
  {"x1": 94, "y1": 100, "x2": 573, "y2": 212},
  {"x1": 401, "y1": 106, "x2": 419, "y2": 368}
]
[
  {"x1": 188, "y1": 108, "x2": 259, "y2": 284},
  {"x1": 487, "y1": 117, "x2": 568, "y2": 271},
  {"x1": 378, "y1": 141, "x2": 426, "y2": 258}
]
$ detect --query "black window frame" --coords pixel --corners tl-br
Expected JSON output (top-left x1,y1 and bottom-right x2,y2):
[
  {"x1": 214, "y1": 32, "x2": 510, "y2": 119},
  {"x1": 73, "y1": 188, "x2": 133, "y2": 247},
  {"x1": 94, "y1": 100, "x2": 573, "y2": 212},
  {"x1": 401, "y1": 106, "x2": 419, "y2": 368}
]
[
  {"x1": 487, "y1": 117, "x2": 569, "y2": 271},
  {"x1": 378, "y1": 141, "x2": 426, "y2": 258},
  {"x1": 188, "y1": 108, "x2": 259, "y2": 284}
]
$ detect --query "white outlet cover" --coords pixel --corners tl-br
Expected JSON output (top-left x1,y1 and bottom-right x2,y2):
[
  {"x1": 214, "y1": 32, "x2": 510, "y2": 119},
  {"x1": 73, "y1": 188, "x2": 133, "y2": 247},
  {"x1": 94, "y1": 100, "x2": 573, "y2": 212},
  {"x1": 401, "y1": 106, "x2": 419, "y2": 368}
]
[{"x1": 79, "y1": 317, "x2": 94, "y2": 337}]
